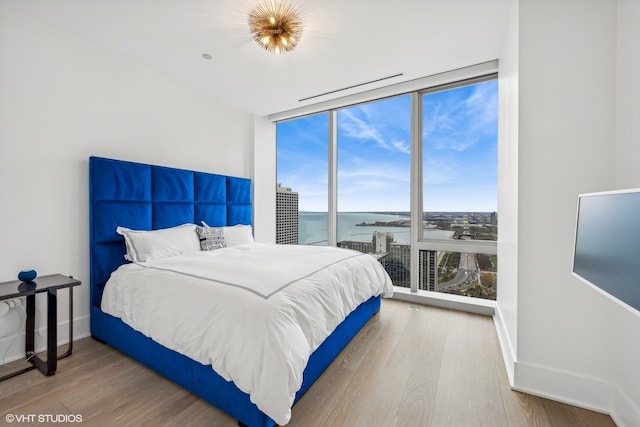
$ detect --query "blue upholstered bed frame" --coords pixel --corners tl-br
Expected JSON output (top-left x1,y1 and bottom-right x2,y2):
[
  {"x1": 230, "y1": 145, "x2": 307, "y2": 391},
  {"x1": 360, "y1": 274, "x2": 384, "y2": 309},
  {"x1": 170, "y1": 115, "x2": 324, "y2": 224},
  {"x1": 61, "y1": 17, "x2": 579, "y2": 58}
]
[{"x1": 89, "y1": 156, "x2": 381, "y2": 427}]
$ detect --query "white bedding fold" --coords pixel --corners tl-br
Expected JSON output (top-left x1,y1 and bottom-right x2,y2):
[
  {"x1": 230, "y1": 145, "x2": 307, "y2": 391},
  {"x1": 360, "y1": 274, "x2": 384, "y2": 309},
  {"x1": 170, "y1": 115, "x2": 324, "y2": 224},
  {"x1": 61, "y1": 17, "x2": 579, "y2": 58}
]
[{"x1": 101, "y1": 243, "x2": 393, "y2": 425}]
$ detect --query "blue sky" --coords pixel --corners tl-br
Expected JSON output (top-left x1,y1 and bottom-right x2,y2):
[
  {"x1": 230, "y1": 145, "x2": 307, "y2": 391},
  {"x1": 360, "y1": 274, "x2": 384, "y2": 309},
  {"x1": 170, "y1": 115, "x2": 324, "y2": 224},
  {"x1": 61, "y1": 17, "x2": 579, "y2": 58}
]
[{"x1": 277, "y1": 79, "x2": 498, "y2": 212}]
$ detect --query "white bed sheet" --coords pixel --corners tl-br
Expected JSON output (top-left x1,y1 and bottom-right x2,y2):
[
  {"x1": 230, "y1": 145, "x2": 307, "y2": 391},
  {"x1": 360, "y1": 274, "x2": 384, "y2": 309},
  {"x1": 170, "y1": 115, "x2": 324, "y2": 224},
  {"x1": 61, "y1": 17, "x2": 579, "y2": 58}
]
[{"x1": 101, "y1": 243, "x2": 393, "y2": 425}]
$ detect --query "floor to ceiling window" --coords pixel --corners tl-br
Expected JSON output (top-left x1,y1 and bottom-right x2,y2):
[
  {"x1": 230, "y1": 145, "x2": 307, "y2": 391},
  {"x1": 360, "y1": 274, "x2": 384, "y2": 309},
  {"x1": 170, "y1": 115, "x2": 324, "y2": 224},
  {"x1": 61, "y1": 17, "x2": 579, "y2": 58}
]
[
  {"x1": 418, "y1": 78, "x2": 498, "y2": 299},
  {"x1": 335, "y1": 95, "x2": 412, "y2": 287},
  {"x1": 275, "y1": 70, "x2": 498, "y2": 302},
  {"x1": 276, "y1": 113, "x2": 329, "y2": 245}
]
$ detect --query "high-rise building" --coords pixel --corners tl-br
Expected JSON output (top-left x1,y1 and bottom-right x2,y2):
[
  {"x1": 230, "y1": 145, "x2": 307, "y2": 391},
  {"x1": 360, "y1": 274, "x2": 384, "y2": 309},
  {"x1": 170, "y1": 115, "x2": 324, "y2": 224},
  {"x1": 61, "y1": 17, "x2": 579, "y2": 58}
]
[
  {"x1": 276, "y1": 184, "x2": 298, "y2": 244},
  {"x1": 373, "y1": 231, "x2": 394, "y2": 253},
  {"x1": 339, "y1": 232, "x2": 410, "y2": 287},
  {"x1": 339, "y1": 232, "x2": 439, "y2": 290},
  {"x1": 419, "y1": 250, "x2": 438, "y2": 291}
]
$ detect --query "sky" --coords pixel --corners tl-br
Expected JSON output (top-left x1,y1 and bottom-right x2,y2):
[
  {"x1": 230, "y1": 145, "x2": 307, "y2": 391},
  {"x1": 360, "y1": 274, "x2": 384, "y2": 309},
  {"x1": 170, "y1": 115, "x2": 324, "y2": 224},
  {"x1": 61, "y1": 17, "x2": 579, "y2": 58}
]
[{"x1": 276, "y1": 79, "x2": 498, "y2": 213}]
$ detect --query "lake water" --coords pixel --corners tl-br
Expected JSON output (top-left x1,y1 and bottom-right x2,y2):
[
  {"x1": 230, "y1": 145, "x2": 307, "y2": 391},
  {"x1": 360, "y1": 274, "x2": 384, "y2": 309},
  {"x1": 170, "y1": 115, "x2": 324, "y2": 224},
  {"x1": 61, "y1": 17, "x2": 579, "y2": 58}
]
[{"x1": 300, "y1": 212, "x2": 454, "y2": 245}]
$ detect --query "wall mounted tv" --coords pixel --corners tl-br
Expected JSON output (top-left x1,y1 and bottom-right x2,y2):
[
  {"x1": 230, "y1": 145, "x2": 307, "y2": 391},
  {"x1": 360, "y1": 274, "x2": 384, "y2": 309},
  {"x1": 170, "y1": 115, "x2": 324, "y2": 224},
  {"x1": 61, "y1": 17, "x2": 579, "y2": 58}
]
[{"x1": 572, "y1": 188, "x2": 640, "y2": 313}]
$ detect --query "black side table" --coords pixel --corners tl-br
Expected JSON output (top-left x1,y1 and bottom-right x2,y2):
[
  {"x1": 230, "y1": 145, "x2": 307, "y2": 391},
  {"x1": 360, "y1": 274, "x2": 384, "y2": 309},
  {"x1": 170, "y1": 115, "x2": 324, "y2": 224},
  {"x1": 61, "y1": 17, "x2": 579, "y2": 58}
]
[{"x1": 0, "y1": 274, "x2": 81, "y2": 381}]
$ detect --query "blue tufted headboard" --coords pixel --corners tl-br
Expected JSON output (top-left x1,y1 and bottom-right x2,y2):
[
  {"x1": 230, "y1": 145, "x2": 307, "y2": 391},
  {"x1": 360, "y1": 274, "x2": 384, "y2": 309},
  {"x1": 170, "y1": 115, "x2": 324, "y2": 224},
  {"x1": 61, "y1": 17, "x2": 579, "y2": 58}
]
[{"x1": 89, "y1": 156, "x2": 252, "y2": 309}]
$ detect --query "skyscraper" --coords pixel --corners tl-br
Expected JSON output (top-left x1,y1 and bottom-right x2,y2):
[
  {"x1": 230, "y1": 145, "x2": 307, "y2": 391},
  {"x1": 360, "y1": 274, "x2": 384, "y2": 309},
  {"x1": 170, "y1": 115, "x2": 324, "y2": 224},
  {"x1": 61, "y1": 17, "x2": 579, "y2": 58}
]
[
  {"x1": 419, "y1": 250, "x2": 438, "y2": 291},
  {"x1": 339, "y1": 232, "x2": 439, "y2": 290},
  {"x1": 339, "y1": 231, "x2": 411, "y2": 288},
  {"x1": 276, "y1": 184, "x2": 299, "y2": 244}
]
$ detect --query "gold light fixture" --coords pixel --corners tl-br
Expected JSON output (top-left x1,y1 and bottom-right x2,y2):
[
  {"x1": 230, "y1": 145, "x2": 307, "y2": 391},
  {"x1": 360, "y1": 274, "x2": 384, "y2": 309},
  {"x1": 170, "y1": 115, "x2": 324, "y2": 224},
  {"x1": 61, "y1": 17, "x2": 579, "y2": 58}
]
[{"x1": 248, "y1": 1, "x2": 303, "y2": 55}]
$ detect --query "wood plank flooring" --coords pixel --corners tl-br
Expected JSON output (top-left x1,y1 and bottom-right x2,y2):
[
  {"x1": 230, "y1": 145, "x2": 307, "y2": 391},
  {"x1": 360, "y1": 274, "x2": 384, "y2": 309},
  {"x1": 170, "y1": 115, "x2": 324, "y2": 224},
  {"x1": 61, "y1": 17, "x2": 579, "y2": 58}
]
[{"x1": 0, "y1": 299, "x2": 616, "y2": 426}]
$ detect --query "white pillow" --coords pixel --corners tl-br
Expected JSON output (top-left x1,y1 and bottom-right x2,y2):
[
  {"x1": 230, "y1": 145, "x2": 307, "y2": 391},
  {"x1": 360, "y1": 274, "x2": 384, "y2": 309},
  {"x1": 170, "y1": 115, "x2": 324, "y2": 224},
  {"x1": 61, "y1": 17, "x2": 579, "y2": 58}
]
[
  {"x1": 116, "y1": 224, "x2": 200, "y2": 263},
  {"x1": 222, "y1": 224, "x2": 254, "y2": 247}
]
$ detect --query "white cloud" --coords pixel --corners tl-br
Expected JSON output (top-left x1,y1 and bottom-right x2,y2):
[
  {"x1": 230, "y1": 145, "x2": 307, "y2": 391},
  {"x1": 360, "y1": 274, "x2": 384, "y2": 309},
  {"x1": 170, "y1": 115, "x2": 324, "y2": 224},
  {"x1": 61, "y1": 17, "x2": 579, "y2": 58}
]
[
  {"x1": 338, "y1": 107, "x2": 410, "y2": 155},
  {"x1": 423, "y1": 80, "x2": 498, "y2": 152},
  {"x1": 391, "y1": 139, "x2": 411, "y2": 154}
]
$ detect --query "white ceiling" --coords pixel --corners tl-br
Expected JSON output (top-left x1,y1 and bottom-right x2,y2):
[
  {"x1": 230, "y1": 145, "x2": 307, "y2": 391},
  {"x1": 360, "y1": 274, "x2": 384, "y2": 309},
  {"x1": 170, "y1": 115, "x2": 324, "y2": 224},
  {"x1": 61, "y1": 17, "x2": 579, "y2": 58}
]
[{"x1": 10, "y1": 0, "x2": 513, "y2": 116}]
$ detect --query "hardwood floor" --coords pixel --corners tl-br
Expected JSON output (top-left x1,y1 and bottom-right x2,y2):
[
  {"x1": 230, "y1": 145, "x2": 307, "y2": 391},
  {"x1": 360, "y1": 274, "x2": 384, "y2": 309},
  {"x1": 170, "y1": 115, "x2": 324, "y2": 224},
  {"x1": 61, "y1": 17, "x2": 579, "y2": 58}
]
[{"x1": 0, "y1": 299, "x2": 616, "y2": 427}]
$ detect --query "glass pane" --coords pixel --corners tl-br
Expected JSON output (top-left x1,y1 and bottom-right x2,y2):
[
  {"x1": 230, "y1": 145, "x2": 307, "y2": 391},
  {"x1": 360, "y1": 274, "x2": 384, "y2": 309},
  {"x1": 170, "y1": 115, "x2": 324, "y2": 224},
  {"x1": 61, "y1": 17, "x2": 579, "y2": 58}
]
[
  {"x1": 336, "y1": 95, "x2": 412, "y2": 287},
  {"x1": 276, "y1": 113, "x2": 329, "y2": 245},
  {"x1": 422, "y1": 80, "x2": 498, "y2": 241},
  {"x1": 419, "y1": 250, "x2": 497, "y2": 300}
]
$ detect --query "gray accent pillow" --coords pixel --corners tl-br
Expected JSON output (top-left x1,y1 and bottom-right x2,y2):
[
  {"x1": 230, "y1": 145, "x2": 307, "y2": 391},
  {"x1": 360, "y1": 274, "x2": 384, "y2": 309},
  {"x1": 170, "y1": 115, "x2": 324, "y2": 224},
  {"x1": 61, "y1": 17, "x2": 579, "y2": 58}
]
[{"x1": 196, "y1": 225, "x2": 226, "y2": 251}]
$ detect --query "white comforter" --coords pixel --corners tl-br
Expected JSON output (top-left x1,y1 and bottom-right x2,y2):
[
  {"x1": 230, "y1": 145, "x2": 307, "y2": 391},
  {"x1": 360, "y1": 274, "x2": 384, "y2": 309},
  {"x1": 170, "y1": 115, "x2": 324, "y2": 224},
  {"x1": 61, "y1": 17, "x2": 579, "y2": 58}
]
[{"x1": 101, "y1": 243, "x2": 393, "y2": 425}]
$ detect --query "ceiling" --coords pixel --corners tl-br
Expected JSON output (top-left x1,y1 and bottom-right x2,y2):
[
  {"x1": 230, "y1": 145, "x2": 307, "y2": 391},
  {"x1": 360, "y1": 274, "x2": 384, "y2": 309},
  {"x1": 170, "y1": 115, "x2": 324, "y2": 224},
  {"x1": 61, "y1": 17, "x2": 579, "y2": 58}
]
[{"x1": 10, "y1": 0, "x2": 513, "y2": 116}]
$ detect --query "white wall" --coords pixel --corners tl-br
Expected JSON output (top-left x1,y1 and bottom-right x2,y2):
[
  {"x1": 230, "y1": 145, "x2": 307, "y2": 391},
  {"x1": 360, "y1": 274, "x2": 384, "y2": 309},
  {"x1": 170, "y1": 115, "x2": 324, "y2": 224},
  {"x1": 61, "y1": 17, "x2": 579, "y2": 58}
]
[
  {"x1": 616, "y1": 0, "x2": 640, "y2": 189},
  {"x1": 611, "y1": 1, "x2": 640, "y2": 425},
  {"x1": 517, "y1": 0, "x2": 616, "y2": 385},
  {"x1": 252, "y1": 115, "x2": 276, "y2": 243},
  {"x1": 495, "y1": 0, "x2": 519, "y2": 385},
  {"x1": 495, "y1": 0, "x2": 640, "y2": 425},
  {"x1": 0, "y1": 4, "x2": 253, "y2": 362}
]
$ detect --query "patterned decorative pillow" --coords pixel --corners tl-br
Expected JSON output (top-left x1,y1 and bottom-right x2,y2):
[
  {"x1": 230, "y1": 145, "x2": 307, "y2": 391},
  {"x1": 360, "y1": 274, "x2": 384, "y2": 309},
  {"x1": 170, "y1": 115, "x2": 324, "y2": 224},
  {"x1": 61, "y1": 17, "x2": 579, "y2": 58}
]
[{"x1": 196, "y1": 225, "x2": 226, "y2": 251}]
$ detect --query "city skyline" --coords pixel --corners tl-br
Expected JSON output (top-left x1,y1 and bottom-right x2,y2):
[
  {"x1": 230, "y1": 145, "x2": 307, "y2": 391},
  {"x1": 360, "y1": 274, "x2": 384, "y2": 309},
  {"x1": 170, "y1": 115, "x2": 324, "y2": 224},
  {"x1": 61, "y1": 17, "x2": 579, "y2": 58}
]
[{"x1": 275, "y1": 185, "x2": 497, "y2": 300}]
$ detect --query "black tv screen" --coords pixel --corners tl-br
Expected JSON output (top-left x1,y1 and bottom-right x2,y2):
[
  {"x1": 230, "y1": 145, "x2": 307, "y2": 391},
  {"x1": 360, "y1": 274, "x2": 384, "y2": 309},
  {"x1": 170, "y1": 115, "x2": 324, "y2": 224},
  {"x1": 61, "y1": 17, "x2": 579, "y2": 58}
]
[{"x1": 573, "y1": 188, "x2": 640, "y2": 312}]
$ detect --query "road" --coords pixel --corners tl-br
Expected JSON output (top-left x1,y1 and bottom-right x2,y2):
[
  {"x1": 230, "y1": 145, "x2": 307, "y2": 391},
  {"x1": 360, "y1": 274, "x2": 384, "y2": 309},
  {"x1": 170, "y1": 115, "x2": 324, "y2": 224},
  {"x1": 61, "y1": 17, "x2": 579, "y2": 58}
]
[{"x1": 438, "y1": 252, "x2": 479, "y2": 291}]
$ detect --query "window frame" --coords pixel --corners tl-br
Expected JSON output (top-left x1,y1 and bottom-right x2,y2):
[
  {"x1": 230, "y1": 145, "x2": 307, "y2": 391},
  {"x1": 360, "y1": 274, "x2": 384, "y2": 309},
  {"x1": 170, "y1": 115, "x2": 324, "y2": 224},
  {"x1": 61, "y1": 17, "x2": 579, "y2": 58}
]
[
  {"x1": 411, "y1": 75, "x2": 498, "y2": 291},
  {"x1": 274, "y1": 62, "x2": 499, "y2": 304}
]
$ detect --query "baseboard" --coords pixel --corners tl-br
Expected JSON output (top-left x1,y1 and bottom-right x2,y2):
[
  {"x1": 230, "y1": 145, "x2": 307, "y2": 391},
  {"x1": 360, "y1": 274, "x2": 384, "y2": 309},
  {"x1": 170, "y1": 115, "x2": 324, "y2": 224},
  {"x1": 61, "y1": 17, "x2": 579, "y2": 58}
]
[
  {"x1": 492, "y1": 305, "x2": 640, "y2": 426},
  {"x1": 492, "y1": 304, "x2": 515, "y2": 386},
  {"x1": 511, "y1": 361, "x2": 640, "y2": 426},
  {"x1": 610, "y1": 383, "x2": 640, "y2": 427},
  {"x1": 0, "y1": 314, "x2": 90, "y2": 365},
  {"x1": 70, "y1": 314, "x2": 91, "y2": 341},
  {"x1": 512, "y1": 360, "x2": 612, "y2": 416}
]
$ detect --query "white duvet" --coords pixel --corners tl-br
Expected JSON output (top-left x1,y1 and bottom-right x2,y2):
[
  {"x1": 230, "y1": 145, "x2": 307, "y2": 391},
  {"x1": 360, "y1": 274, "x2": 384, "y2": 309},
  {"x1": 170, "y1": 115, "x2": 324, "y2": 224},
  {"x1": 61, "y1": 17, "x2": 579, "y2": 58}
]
[{"x1": 101, "y1": 243, "x2": 393, "y2": 425}]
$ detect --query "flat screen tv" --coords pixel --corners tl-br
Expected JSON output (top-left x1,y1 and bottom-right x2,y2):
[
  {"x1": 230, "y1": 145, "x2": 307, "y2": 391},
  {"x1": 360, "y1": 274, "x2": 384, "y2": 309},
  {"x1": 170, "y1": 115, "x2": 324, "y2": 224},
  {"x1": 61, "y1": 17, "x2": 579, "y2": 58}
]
[{"x1": 572, "y1": 188, "x2": 640, "y2": 313}]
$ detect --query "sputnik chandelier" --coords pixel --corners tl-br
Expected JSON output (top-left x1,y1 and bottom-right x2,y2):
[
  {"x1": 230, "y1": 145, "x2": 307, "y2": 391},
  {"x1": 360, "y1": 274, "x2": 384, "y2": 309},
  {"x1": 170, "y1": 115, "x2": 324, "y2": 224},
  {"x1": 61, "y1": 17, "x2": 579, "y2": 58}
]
[{"x1": 248, "y1": 1, "x2": 303, "y2": 54}]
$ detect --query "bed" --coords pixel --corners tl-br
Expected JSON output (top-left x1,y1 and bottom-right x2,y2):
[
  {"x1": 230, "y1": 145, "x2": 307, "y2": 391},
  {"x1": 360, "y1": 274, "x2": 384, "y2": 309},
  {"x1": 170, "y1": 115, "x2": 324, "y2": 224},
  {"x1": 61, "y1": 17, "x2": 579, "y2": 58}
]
[{"x1": 89, "y1": 156, "x2": 393, "y2": 426}]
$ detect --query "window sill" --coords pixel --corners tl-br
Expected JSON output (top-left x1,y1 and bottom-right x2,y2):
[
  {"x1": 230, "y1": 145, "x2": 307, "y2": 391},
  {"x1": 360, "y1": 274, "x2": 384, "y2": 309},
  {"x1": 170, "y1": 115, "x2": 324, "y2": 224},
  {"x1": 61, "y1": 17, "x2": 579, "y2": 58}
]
[{"x1": 391, "y1": 286, "x2": 495, "y2": 316}]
